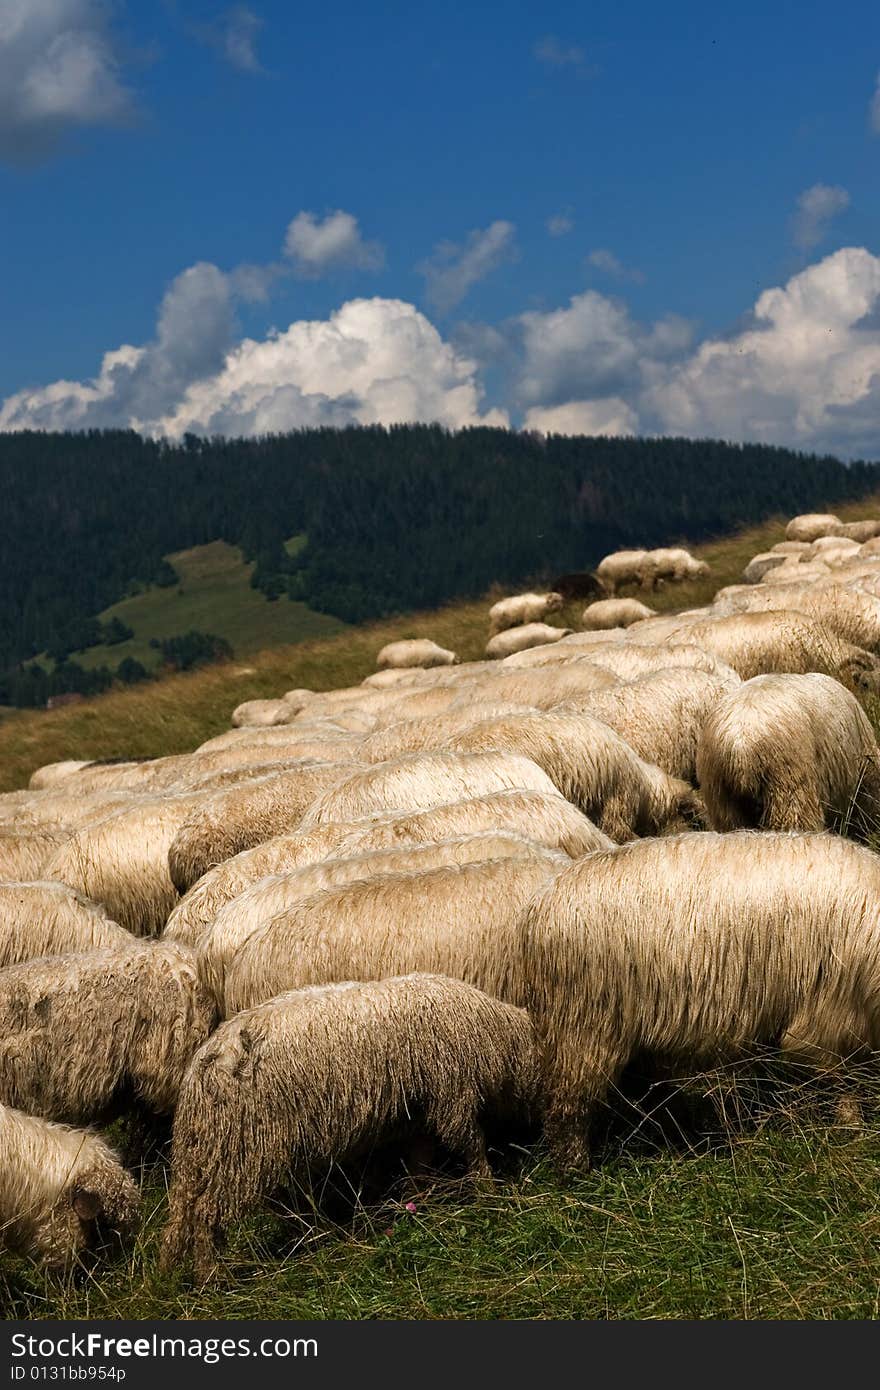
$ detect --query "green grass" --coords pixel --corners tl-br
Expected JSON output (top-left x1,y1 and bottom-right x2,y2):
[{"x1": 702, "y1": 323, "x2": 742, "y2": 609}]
[
  {"x1": 4, "y1": 1077, "x2": 880, "y2": 1320},
  {"x1": 71, "y1": 538, "x2": 346, "y2": 673},
  {"x1": 6, "y1": 494, "x2": 880, "y2": 1319}
]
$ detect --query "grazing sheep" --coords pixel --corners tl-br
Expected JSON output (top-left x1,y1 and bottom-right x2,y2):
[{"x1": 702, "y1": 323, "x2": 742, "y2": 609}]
[
  {"x1": 636, "y1": 611, "x2": 880, "y2": 687},
  {"x1": 0, "y1": 881, "x2": 135, "y2": 968},
  {"x1": 649, "y1": 547, "x2": 710, "y2": 587},
  {"x1": 0, "y1": 828, "x2": 71, "y2": 883},
  {"x1": 358, "y1": 702, "x2": 536, "y2": 764},
  {"x1": 164, "y1": 790, "x2": 610, "y2": 947},
  {"x1": 785, "y1": 513, "x2": 842, "y2": 542},
  {"x1": 450, "y1": 661, "x2": 618, "y2": 710},
  {"x1": 807, "y1": 536, "x2": 862, "y2": 561},
  {"x1": 168, "y1": 761, "x2": 357, "y2": 894},
  {"x1": 28, "y1": 761, "x2": 93, "y2": 791},
  {"x1": 595, "y1": 549, "x2": 651, "y2": 595},
  {"x1": 231, "y1": 699, "x2": 295, "y2": 729},
  {"x1": 501, "y1": 631, "x2": 629, "y2": 666},
  {"x1": 485, "y1": 624, "x2": 573, "y2": 660},
  {"x1": 581, "y1": 598, "x2": 656, "y2": 630},
  {"x1": 300, "y1": 751, "x2": 563, "y2": 828},
  {"x1": 582, "y1": 642, "x2": 741, "y2": 687},
  {"x1": 714, "y1": 583, "x2": 880, "y2": 655},
  {"x1": 376, "y1": 639, "x2": 459, "y2": 670},
  {"x1": 281, "y1": 689, "x2": 316, "y2": 713},
  {"x1": 488, "y1": 592, "x2": 564, "y2": 635},
  {"x1": 223, "y1": 853, "x2": 565, "y2": 1016},
  {"x1": 1, "y1": 1103, "x2": 140, "y2": 1270},
  {"x1": 831, "y1": 519, "x2": 880, "y2": 542},
  {"x1": 696, "y1": 673, "x2": 880, "y2": 836},
  {"x1": 450, "y1": 711, "x2": 702, "y2": 842},
  {"x1": 361, "y1": 668, "x2": 427, "y2": 689},
  {"x1": 0, "y1": 942, "x2": 216, "y2": 1123},
  {"x1": 198, "y1": 834, "x2": 563, "y2": 1006},
  {"x1": 771, "y1": 540, "x2": 810, "y2": 555},
  {"x1": 43, "y1": 791, "x2": 212, "y2": 935},
  {"x1": 161, "y1": 975, "x2": 539, "y2": 1278},
  {"x1": 742, "y1": 552, "x2": 788, "y2": 585},
  {"x1": 565, "y1": 668, "x2": 736, "y2": 782},
  {"x1": 521, "y1": 831, "x2": 880, "y2": 1169}
]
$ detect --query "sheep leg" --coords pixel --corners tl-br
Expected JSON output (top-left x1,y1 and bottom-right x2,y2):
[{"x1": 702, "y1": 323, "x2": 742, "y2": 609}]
[
  {"x1": 760, "y1": 780, "x2": 824, "y2": 832},
  {"x1": 433, "y1": 1110, "x2": 492, "y2": 1182},
  {"x1": 544, "y1": 1041, "x2": 625, "y2": 1175}
]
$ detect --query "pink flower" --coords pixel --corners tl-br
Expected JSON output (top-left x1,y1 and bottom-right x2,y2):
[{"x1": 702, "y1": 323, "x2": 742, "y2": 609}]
[{"x1": 405, "y1": 1201, "x2": 417, "y2": 1214}]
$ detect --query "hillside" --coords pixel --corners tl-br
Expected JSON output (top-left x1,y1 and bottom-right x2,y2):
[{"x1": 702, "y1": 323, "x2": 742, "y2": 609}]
[
  {"x1": 70, "y1": 538, "x2": 346, "y2": 674},
  {"x1": 4, "y1": 425, "x2": 880, "y2": 707},
  {"x1": 2, "y1": 492, "x2": 880, "y2": 792},
  {"x1": 5, "y1": 499, "x2": 880, "y2": 1321}
]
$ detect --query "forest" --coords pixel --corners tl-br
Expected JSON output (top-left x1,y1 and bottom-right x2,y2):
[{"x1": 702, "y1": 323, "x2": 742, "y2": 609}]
[{"x1": 2, "y1": 424, "x2": 879, "y2": 705}]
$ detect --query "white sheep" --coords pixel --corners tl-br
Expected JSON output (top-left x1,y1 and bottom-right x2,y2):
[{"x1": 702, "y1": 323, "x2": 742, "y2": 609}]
[
  {"x1": 376, "y1": 639, "x2": 459, "y2": 669},
  {"x1": 488, "y1": 592, "x2": 564, "y2": 635}
]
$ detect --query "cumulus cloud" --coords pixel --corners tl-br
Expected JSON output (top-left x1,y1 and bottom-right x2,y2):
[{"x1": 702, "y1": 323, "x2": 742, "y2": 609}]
[
  {"x1": 588, "y1": 248, "x2": 646, "y2": 284},
  {"x1": 645, "y1": 247, "x2": 880, "y2": 457},
  {"x1": 523, "y1": 399, "x2": 638, "y2": 437},
  {"x1": 417, "y1": 220, "x2": 517, "y2": 314},
  {"x1": 514, "y1": 290, "x2": 692, "y2": 408},
  {"x1": 792, "y1": 183, "x2": 850, "y2": 250},
  {"x1": 0, "y1": 274, "x2": 507, "y2": 437},
  {"x1": 283, "y1": 210, "x2": 385, "y2": 278},
  {"x1": 0, "y1": 0, "x2": 135, "y2": 164},
  {"x1": 192, "y1": 5, "x2": 264, "y2": 73},
  {"x1": 546, "y1": 212, "x2": 574, "y2": 237},
  {"x1": 870, "y1": 71, "x2": 880, "y2": 134}
]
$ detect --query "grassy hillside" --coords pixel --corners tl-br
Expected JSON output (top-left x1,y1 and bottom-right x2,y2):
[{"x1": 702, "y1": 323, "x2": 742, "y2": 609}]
[
  {"x1": 4, "y1": 497, "x2": 880, "y2": 1320},
  {"x1": 68, "y1": 538, "x2": 347, "y2": 674},
  {"x1": 4, "y1": 494, "x2": 880, "y2": 794}
]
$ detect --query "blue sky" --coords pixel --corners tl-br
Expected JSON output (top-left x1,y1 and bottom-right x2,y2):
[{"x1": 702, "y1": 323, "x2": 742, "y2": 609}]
[{"x1": 1, "y1": 0, "x2": 879, "y2": 454}]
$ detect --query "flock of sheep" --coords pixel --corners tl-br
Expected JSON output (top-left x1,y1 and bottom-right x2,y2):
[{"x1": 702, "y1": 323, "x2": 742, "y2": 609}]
[{"x1": 6, "y1": 508, "x2": 880, "y2": 1282}]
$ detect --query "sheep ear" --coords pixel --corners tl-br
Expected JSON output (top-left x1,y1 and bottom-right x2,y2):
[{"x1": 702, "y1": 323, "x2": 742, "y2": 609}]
[{"x1": 71, "y1": 1188, "x2": 103, "y2": 1221}]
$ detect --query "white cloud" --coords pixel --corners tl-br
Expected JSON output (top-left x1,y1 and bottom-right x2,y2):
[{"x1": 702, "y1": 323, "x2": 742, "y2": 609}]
[
  {"x1": 192, "y1": 5, "x2": 264, "y2": 73},
  {"x1": 0, "y1": 282, "x2": 507, "y2": 437},
  {"x1": 792, "y1": 183, "x2": 850, "y2": 250},
  {"x1": 870, "y1": 70, "x2": 880, "y2": 134},
  {"x1": 283, "y1": 210, "x2": 385, "y2": 278},
  {"x1": 546, "y1": 212, "x2": 574, "y2": 237},
  {"x1": 514, "y1": 290, "x2": 692, "y2": 408},
  {"x1": 523, "y1": 399, "x2": 638, "y2": 437},
  {"x1": 646, "y1": 247, "x2": 880, "y2": 456},
  {"x1": 0, "y1": 0, "x2": 134, "y2": 163},
  {"x1": 588, "y1": 248, "x2": 646, "y2": 284},
  {"x1": 533, "y1": 35, "x2": 586, "y2": 69},
  {"x1": 417, "y1": 220, "x2": 517, "y2": 313}
]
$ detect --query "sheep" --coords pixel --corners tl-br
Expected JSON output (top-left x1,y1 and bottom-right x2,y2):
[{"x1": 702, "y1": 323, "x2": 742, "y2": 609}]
[
  {"x1": 485, "y1": 624, "x2": 573, "y2": 660},
  {"x1": 28, "y1": 761, "x2": 93, "y2": 791},
  {"x1": 499, "y1": 633, "x2": 629, "y2": 667},
  {"x1": 0, "y1": 827, "x2": 71, "y2": 883},
  {"x1": 0, "y1": 881, "x2": 135, "y2": 969},
  {"x1": 595, "y1": 549, "x2": 651, "y2": 595},
  {"x1": 223, "y1": 854, "x2": 565, "y2": 1017},
  {"x1": 520, "y1": 831, "x2": 880, "y2": 1170},
  {"x1": 0, "y1": 941, "x2": 216, "y2": 1124},
  {"x1": 563, "y1": 668, "x2": 736, "y2": 782},
  {"x1": 198, "y1": 834, "x2": 565, "y2": 1006},
  {"x1": 231, "y1": 699, "x2": 295, "y2": 729},
  {"x1": 281, "y1": 689, "x2": 316, "y2": 713},
  {"x1": 161, "y1": 975, "x2": 539, "y2": 1278},
  {"x1": 446, "y1": 661, "x2": 618, "y2": 710},
  {"x1": 488, "y1": 592, "x2": 564, "y2": 635},
  {"x1": 581, "y1": 642, "x2": 741, "y2": 687},
  {"x1": 358, "y1": 702, "x2": 537, "y2": 764},
  {"x1": 714, "y1": 583, "x2": 880, "y2": 655},
  {"x1": 0, "y1": 1103, "x2": 140, "y2": 1269},
  {"x1": 742, "y1": 552, "x2": 788, "y2": 585},
  {"x1": 376, "y1": 639, "x2": 459, "y2": 670},
  {"x1": 830, "y1": 519, "x2": 880, "y2": 542},
  {"x1": 167, "y1": 761, "x2": 358, "y2": 895},
  {"x1": 695, "y1": 673, "x2": 880, "y2": 836},
  {"x1": 785, "y1": 513, "x2": 842, "y2": 542},
  {"x1": 634, "y1": 611, "x2": 880, "y2": 687},
  {"x1": 300, "y1": 750, "x2": 564, "y2": 829},
  {"x1": 43, "y1": 791, "x2": 213, "y2": 935},
  {"x1": 771, "y1": 540, "x2": 810, "y2": 555},
  {"x1": 361, "y1": 668, "x2": 428, "y2": 689},
  {"x1": 164, "y1": 790, "x2": 610, "y2": 947},
  {"x1": 450, "y1": 711, "x2": 702, "y2": 843},
  {"x1": 648, "y1": 547, "x2": 710, "y2": 586},
  {"x1": 806, "y1": 536, "x2": 862, "y2": 561},
  {"x1": 581, "y1": 598, "x2": 656, "y2": 629}
]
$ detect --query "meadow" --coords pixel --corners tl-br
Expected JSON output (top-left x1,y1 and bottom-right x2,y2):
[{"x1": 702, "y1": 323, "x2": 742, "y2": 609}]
[{"x1": 4, "y1": 498, "x2": 880, "y2": 1319}]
